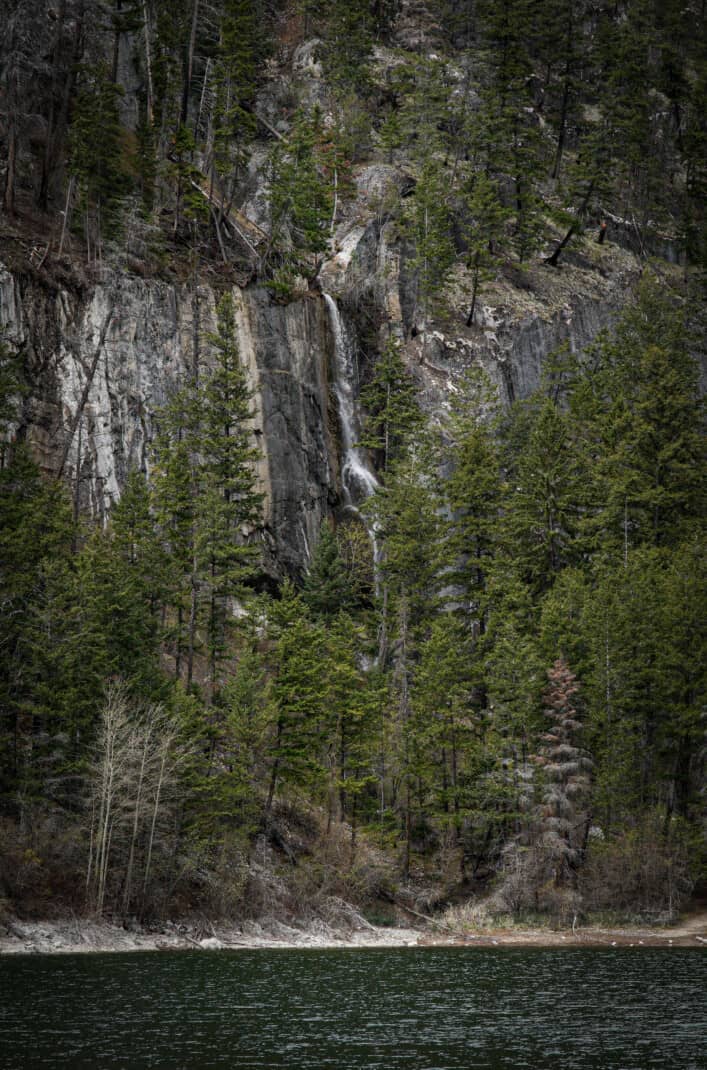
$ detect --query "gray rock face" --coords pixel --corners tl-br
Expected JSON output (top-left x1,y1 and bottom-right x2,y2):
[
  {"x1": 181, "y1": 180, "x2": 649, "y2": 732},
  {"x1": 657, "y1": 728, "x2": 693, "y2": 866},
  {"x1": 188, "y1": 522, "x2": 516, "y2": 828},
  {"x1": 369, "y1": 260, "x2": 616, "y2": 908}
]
[
  {"x1": 0, "y1": 209, "x2": 639, "y2": 576},
  {"x1": 0, "y1": 265, "x2": 336, "y2": 577}
]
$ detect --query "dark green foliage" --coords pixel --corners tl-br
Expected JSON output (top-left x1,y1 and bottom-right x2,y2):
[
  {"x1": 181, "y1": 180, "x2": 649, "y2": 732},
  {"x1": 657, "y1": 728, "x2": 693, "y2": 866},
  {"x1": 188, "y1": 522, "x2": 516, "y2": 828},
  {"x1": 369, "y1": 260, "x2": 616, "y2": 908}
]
[
  {"x1": 68, "y1": 63, "x2": 129, "y2": 253},
  {"x1": 575, "y1": 283, "x2": 704, "y2": 553},
  {"x1": 359, "y1": 338, "x2": 422, "y2": 472},
  {"x1": 499, "y1": 396, "x2": 583, "y2": 593},
  {"x1": 267, "y1": 108, "x2": 350, "y2": 291},
  {"x1": 211, "y1": 0, "x2": 266, "y2": 185},
  {"x1": 312, "y1": 0, "x2": 376, "y2": 95},
  {"x1": 403, "y1": 158, "x2": 457, "y2": 324},
  {"x1": 2, "y1": 0, "x2": 705, "y2": 921},
  {"x1": 302, "y1": 523, "x2": 358, "y2": 618},
  {"x1": 152, "y1": 293, "x2": 262, "y2": 692},
  {"x1": 0, "y1": 449, "x2": 74, "y2": 804}
]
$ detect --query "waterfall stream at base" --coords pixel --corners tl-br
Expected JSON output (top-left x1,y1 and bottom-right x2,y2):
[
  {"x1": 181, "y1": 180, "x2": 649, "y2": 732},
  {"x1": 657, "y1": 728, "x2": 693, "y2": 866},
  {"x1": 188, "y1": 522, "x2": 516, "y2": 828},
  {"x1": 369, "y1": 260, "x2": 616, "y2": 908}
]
[
  {"x1": 323, "y1": 294, "x2": 380, "y2": 507},
  {"x1": 323, "y1": 293, "x2": 381, "y2": 577}
]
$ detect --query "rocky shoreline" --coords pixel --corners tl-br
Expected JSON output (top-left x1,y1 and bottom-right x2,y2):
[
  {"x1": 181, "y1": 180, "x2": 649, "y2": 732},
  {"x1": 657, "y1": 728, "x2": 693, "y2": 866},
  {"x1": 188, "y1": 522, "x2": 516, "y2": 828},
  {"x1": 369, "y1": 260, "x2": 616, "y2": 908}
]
[{"x1": 2, "y1": 914, "x2": 705, "y2": 954}]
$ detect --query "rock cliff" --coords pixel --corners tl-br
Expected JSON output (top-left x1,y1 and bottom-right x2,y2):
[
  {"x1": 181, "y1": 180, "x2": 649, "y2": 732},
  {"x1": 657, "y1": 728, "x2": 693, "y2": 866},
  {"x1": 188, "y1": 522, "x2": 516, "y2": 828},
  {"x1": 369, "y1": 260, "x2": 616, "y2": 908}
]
[{"x1": 0, "y1": 201, "x2": 639, "y2": 576}]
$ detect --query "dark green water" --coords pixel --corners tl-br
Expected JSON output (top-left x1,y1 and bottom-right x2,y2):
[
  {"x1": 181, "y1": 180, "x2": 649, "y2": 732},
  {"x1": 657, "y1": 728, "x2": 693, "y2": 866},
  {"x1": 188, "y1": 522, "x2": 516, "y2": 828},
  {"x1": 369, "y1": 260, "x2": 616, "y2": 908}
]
[{"x1": 1, "y1": 947, "x2": 705, "y2": 1069}]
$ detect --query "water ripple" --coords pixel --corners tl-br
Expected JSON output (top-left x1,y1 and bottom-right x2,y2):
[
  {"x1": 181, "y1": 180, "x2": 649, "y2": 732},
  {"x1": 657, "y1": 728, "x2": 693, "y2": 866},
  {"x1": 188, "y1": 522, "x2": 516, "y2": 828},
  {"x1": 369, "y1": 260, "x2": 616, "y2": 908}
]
[{"x1": 0, "y1": 947, "x2": 705, "y2": 1069}]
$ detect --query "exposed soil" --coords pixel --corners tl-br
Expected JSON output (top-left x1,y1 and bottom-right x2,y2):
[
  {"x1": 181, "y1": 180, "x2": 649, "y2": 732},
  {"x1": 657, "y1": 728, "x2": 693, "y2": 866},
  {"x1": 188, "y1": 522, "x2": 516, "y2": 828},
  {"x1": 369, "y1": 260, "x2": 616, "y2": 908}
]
[
  {"x1": 1, "y1": 913, "x2": 705, "y2": 955},
  {"x1": 420, "y1": 911, "x2": 707, "y2": 950}
]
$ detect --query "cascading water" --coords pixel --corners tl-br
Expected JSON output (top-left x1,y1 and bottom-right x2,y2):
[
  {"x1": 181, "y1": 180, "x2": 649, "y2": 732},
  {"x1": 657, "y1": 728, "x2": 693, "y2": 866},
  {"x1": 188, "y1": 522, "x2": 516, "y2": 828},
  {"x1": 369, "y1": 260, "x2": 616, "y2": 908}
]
[
  {"x1": 323, "y1": 294, "x2": 380, "y2": 509},
  {"x1": 323, "y1": 293, "x2": 382, "y2": 593}
]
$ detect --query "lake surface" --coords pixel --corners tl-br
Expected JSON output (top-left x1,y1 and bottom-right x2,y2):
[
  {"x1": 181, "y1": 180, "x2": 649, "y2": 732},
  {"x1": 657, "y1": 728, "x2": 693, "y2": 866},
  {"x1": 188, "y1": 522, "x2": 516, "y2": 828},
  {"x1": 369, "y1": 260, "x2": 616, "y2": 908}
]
[{"x1": 1, "y1": 947, "x2": 705, "y2": 1069}]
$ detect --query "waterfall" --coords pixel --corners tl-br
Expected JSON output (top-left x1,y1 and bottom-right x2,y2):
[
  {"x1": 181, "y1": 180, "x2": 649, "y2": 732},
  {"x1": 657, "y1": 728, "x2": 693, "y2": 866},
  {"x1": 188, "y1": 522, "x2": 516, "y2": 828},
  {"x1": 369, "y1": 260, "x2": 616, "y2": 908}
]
[{"x1": 323, "y1": 294, "x2": 380, "y2": 507}]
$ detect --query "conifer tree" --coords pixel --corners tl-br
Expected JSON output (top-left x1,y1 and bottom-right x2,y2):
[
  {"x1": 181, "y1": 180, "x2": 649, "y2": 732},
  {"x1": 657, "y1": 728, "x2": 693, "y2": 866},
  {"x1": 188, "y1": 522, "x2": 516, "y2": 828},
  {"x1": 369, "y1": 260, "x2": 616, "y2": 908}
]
[
  {"x1": 302, "y1": 522, "x2": 357, "y2": 618},
  {"x1": 473, "y1": 0, "x2": 548, "y2": 261},
  {"x1": 110, "y1": 469, "x2": 166, "y2": 617},
  {"x1": 445, "y1": 372, "x2": 503, "y2": 616},
  {"x1": 266, "y1": 582, "x2": 328, "y2": 812},
  {"x1": 368, "y1": 440, "x2": 443, "y2": 631},
  {"x1": 268, "y1": 108, "x2": 349, "y2": 290},
  {"x1": 199, "y1": 293, "x2": 262, "y2": 693},
  {"x1": 68, "y1": 63, "x2": 129, "y2": 259},
  {"x1": 532, "y1": 657, "x2": 592, "y2": 898},
  {"x1": 152, "y1": 385, "x2": 202, "y2": 684},
  {"x1": 211, "y1": 1, "x2": 266, "y2": 195},
  {"x1": 499, "y1": 396, "x2": 583, "y2": 594},
  {"x1": 579, "y1": 284, "x2": 704, "y2": 553},
  {"x1": 414, "y1": 614, "x2": 477, "y2": 850},
  {"x1": 461, "y1": 173, "x2": 509, "y2": 325},
  {"x1": 404, "y1": 158, "x2": 456, "y2": 331},
  {"x1": 0, "y1": 448, "x2": 74, "y2": 805},
  {"x1": 359, "y1": 338, "x2": 422, "y2": 473},
  {"x1": 321, "y1": 0, "x2": 375, "y2": 96}
]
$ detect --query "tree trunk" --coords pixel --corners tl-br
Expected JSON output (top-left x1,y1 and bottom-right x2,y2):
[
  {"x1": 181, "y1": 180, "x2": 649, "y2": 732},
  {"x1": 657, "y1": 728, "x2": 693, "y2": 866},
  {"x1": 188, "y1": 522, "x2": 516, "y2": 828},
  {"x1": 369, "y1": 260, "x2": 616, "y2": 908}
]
[
  {"x1": 3, "y1": 103, "x2": 16, "y2": 216},
  {"x1": 141, "y1": 0, "x2": 154, "y2": 126},
  {"x1": 142, "y1": 745, "x2": 168, "y2": 904},
  {"x1": 465, "y1": 253, "x2": 480, "y2": 326},
  {"x1": 546, "y1": 179, "x2": 595, "y2": 267},
  {"x1": 124, "y1": 726, "x2": 151, "y2": 915},
  {"x1": 181, "y1": 0, "x2": 200, "y2": 125}
]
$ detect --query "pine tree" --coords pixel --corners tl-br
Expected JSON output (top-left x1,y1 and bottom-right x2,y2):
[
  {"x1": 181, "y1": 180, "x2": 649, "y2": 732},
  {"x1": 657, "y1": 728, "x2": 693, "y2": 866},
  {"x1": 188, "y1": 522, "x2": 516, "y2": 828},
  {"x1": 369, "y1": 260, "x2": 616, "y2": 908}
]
[
  {"x1": 266, "y1": 582, "x2": 328, "y2": 812},
  {"x1": 320, "y1": 612, "x2": 379, "y2": 840},
  {"x1": 199, "y1": 293, "x2": 263, "y2": 693},
  {"x1": 321, "y1": 0, "x2": 375, "y2": 96},
  {"x1": 368, "y1": 439, "x2": 444, "y2": 631},
  {"x1": 268, "y1": 108, "x2": 350, "y2": 290},
  {"x1": 0, "y1": 447, "x2": 73, "y2": 806},
  {"x1": 302, "y1": 522, "x2": 358, "y2": 618},
  {"x1": 580, "y1": 283, "x2": 704, "y2": 553},
  {"x1": 152, "y1": 293, "x2": 262, "y2": 694},
  {"x1": 414, "y1": 614, "x2": 477, "y2": 852},
  {"x1": 473, "y1": 0, "x2": 548, "y2": 261},
  {"x1": 461, "y1": 172, "x2": 509, "y2": 325},
  {"x1": 445, "y1": 372, "x2": 503, "y2": 616},
  {"x1": 152, "y1": 385, "x2": 202, "y2": 684},
  {"x1": 499, "y1": 396, "x2": 583, "y2": 594},
  {"x1": 68, "y1": 63, "x2": 129, "y2": 259},
  {"x1": 359, "y1": 337, "x2": 422, "y2": 473},
  {"x1": 404, "y1": 158, "x2": 456, "y2": 331},
  {"x1": 211, "y1": 0, "x2": 267, "y2": 195},
  {"x1": 110, "y1": 469, "x2": 166, "y2": 617}
]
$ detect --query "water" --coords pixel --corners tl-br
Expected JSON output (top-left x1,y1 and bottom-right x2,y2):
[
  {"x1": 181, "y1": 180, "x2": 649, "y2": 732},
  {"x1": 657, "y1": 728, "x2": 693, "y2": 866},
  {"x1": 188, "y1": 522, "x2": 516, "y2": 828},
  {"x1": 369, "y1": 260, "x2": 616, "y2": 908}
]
[
  {"x1": 323, "y1": 294, "x2": 382, "y2": 592},
  {"x1": 323, "y1": 294, "x2": 380, "y2": 507},
  {"x1": 1, "y1": 947, "x2": 705, "y2": 1069}
]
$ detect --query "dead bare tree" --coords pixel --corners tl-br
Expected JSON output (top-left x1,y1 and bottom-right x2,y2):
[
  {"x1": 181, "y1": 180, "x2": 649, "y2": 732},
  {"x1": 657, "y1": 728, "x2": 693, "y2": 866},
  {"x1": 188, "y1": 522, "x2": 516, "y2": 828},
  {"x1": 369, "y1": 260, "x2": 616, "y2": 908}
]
[{"x1": 86, "y1": 683, "x2": 186, "y2": 918}]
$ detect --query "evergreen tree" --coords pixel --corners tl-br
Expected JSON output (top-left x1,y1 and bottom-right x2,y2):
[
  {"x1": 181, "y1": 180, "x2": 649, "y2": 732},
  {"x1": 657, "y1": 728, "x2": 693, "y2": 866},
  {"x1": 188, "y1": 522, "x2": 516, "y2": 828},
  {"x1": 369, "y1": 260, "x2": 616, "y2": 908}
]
[
  {"x1": 359, "y1": 337, "x2": 422, "y2": 473},
  {"x1": 499, "y1": 396, "x2": 583, "y2": 594},
  {"x1": 461, "y1": 172, "x2": 509, "y2": 325},
  {"x1": 404, "y1": 158, "x2": 456, "y2": 330},
  {"x1": 579, "y1": 284, "x2": 704, "y2": 553},
  {"x1": 266, "y1": 582, "x2": 329, "y2": 812},
  {"x1": 268, "y1": 108, "x2": 350, "y2": 290},
  {"x1": 199, "y1": 293, "x2": 263, "y2": 693},
  {"x1": 445, "y1": 372, "x2": 503, "y2": 617},
  {"x1": 153, "y1": 293, "x2": 262, "y2": 693},
  {"x1": 152, "y1": 385, "x2": 202, "y2": 684},
  {"x1": 211, "y1": 1, "x2": 267, "y2": 193},
  {"x1": 321, "y1": 0, "x2": 375, "y2": 96},
  {"x1": 302, "y1": 522, "x2": 358, "y2": 618},
  {"x1": 368, "y1": 439, "x2": 444, "y2": 631},
  {"x1": 0, "y1": 448, "x2": 73, "y2": 806},
  {"x1": 414, "y1": 614, "x2": 477, "y2": 851},
  {"x1": 68, "y1": 63, "x2": 129, "y2": 258}
]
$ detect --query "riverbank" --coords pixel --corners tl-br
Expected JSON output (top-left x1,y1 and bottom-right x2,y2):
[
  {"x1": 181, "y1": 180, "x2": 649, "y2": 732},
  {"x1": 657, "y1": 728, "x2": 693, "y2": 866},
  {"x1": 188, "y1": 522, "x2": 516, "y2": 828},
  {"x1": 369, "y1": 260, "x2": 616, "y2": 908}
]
[{"x1": 2, "y1": 912, "x2": 705, "y2": 954}]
